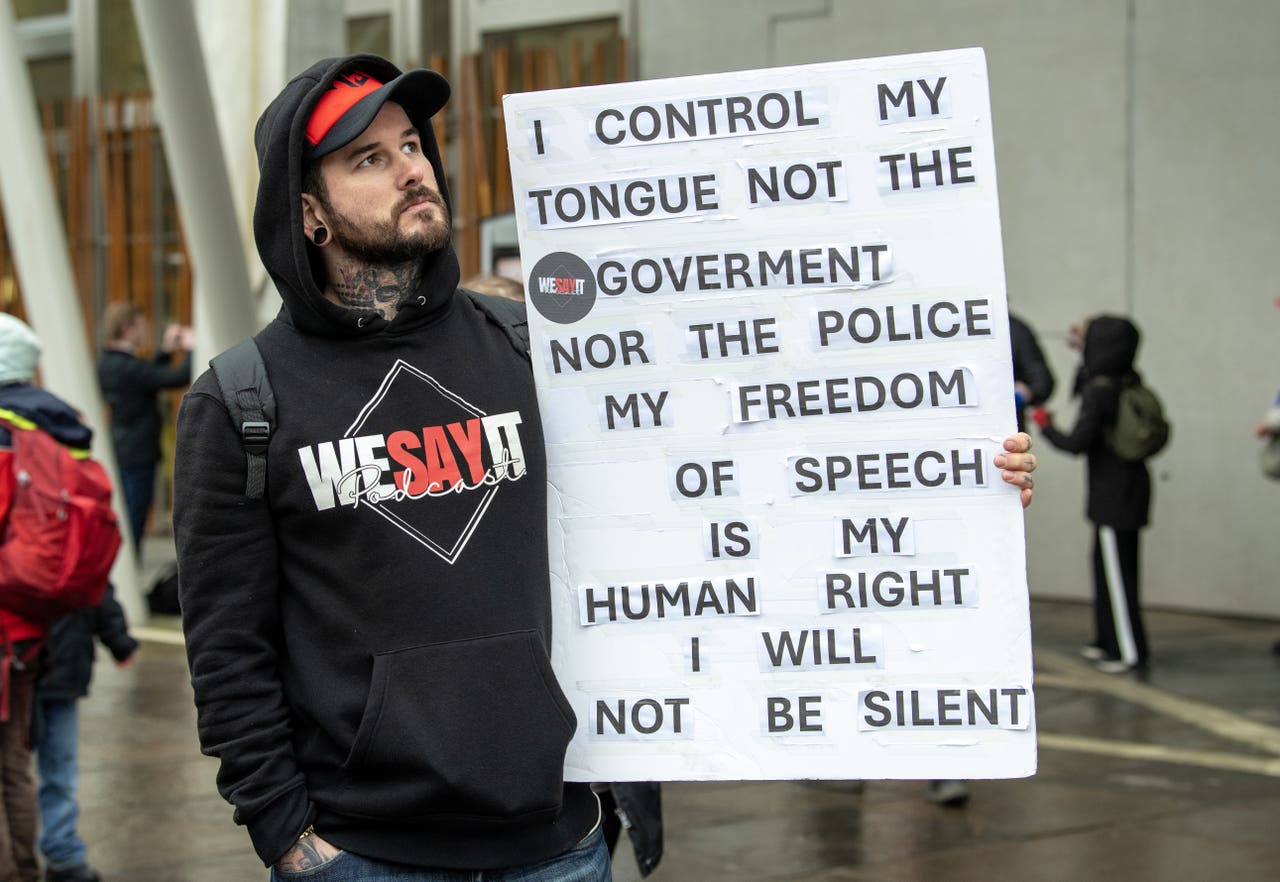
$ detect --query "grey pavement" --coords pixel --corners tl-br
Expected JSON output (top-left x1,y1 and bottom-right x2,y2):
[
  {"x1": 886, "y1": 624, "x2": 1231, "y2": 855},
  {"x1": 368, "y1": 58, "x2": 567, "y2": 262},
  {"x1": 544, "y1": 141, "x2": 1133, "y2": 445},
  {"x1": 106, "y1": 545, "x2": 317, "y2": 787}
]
[{"x1": 76, "y1": 538, "x2": 1280, "y2": 881}]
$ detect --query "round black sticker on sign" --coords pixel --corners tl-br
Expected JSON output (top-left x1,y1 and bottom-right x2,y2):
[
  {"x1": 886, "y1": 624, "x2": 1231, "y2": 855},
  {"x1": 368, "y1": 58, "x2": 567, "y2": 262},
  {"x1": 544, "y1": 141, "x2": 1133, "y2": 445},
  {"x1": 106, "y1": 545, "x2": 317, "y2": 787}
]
[{"x1": 527, "y1": 252, "x2": 597, "y2": 324}]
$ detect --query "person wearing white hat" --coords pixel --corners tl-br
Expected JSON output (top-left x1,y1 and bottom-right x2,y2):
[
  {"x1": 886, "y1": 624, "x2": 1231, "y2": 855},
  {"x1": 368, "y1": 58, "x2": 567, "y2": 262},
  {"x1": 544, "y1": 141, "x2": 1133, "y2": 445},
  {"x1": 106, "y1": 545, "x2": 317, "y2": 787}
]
[{"x1": 0, "y1": 313, "x2": 111, "y2": 882}]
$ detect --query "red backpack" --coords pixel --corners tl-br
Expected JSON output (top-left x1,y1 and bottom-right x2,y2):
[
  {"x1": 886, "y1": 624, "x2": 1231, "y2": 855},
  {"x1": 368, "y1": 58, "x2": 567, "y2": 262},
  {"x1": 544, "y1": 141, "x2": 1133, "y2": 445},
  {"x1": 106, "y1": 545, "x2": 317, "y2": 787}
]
[{"x1": 0, "y1": 419, "x2": 121, "y2": 622}]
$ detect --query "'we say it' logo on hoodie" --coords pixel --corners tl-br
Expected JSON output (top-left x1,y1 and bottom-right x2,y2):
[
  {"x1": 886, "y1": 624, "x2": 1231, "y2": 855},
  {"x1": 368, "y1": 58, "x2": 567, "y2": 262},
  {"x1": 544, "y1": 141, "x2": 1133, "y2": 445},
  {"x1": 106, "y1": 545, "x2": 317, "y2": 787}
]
[{"x1": 295, "y1": 360, "x2": 527, "y2": 564}]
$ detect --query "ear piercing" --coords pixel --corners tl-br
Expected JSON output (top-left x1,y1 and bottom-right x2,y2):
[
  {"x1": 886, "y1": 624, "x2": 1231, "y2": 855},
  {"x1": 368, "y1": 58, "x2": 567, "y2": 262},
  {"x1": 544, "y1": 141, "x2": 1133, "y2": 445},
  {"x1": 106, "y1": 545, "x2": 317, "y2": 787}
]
[{"x1": 313, "y1": 227, "x2": 329, "y2": 246}]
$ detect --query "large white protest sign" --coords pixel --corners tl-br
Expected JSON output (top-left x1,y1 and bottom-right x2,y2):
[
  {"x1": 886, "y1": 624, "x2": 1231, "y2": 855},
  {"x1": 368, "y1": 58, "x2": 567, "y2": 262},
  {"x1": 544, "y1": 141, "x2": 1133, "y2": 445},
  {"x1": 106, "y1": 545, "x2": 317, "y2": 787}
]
[{"x1": 503, "y1": 48, "x2": 1035, "y2": 782}]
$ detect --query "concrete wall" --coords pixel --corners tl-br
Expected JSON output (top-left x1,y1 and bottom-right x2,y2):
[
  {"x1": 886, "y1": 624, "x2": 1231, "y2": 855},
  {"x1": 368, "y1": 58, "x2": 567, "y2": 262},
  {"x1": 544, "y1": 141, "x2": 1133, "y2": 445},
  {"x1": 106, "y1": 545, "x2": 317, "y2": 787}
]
[
  {"x1": 1130, "y1": 2, "x2": 1280, "y2": 616},
  {"x1": 193, "y1": 0, "x2": 345, "y2": 325},
  {"x1": 454, "y1": 0, "x2": 632, "y2": 54},
  {"x1": 615, "y1": 0, "x2": 1279, "y2": 618},
  {"x1": 202, "y1": 0, "x2": 1274, "y2": 617},
  {"x1": 191, "y1": 0, "x2": 281, "y2": 307}
]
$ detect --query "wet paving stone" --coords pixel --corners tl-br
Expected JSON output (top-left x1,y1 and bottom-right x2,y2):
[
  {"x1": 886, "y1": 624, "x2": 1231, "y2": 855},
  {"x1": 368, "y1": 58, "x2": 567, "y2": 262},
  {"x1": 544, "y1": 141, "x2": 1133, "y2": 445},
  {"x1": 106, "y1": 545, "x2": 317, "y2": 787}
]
[{"x1": 79, "y1": 573, "x2": 1280, "y2": 881}]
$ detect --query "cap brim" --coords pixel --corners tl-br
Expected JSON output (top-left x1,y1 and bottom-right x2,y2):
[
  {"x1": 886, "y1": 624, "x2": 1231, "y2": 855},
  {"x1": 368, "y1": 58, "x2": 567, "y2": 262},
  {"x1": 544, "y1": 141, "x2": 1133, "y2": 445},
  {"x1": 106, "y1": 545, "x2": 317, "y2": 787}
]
[{"x1": 308, "y1": 69, "x2": 450, "y2": 160}]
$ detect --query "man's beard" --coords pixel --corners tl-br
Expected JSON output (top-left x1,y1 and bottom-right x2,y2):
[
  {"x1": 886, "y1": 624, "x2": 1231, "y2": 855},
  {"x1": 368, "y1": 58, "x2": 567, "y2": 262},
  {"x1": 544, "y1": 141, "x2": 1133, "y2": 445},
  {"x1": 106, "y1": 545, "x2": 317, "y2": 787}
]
[{"x1": 324, "y1": 185, "x2": 452, "y2": 266}]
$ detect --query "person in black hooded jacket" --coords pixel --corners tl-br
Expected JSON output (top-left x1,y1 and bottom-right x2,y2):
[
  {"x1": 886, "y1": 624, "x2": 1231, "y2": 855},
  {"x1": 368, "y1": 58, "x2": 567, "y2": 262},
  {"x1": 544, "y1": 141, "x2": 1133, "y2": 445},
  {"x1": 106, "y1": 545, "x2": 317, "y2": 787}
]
[
  {"x1": 96, "y1": 302, "x2": 192, "y2": 555},
  {"x1": 172, "y1": 55, "x2": 605, "y2": 880},
  {"x1": 173, "y1": 54, "x2": 1040, "y2": 880},
  {"x1": 1032, "y1": 315, "x2": 1151, "y2": 673}
]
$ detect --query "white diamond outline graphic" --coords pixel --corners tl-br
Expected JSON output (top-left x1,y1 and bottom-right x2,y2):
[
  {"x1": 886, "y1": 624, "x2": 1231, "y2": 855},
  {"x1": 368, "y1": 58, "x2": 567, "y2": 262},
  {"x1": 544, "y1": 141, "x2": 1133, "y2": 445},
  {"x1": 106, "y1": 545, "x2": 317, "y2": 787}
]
[{"x1": 344, "y1": 359, "x2": 499, "y2": 564}]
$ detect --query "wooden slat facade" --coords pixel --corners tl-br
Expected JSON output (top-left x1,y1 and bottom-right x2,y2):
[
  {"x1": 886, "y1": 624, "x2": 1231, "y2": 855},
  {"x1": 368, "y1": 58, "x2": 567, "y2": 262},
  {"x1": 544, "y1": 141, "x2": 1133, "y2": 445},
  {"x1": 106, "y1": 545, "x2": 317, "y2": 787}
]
[
  {"x1": 0, "y1": 34, "x2": 633, "y2": 330},
  {"x1": 450, "y1": 35, "x2": 630, "y2": 278},
  {"x1": 0, "y1": 94, "x2": 191, "y2": 348}
]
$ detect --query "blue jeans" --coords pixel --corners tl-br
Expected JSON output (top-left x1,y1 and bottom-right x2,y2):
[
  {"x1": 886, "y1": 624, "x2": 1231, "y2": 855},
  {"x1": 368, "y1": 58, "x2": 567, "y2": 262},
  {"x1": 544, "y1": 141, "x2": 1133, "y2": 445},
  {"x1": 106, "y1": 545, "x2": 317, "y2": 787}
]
[
  {"x1": 118, "y1": 464, "x2": 156, "y2": 553},
  {"x1": 270, "y1": 824, "x2": 611, "y2": 882},
  {"x1": 37, "y1": 697, "x2": 86, "y2": 870}
]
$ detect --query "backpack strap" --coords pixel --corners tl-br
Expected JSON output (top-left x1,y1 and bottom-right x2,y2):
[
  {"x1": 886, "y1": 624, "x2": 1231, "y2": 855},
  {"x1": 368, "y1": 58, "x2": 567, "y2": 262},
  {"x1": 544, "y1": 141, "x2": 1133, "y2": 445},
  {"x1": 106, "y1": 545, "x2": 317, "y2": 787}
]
[
  {"x1": 210, "y1": 338, "x2": 275, "y2": 500},
  {"x1": 207, "y1": 295, "x2": 520, "y2": 501},
  {"x1": 461, "y1": 288, "x2": 531, "y2": 361}
]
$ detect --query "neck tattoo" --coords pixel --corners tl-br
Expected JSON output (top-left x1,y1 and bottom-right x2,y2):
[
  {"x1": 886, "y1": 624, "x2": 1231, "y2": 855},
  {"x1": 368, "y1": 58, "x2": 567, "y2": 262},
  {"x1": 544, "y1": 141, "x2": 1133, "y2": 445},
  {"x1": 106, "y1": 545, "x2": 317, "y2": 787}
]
[{"x1": 330, "y1": 262, "x2": 420, "y2": 321}]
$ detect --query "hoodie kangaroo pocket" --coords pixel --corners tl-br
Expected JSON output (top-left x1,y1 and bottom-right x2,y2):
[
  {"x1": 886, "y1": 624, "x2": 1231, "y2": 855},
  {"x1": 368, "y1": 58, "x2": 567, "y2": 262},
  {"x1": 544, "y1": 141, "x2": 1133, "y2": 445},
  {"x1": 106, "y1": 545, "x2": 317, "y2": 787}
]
[{"x1": 338, "y1": 630, "x2": 576, "y2": 821}]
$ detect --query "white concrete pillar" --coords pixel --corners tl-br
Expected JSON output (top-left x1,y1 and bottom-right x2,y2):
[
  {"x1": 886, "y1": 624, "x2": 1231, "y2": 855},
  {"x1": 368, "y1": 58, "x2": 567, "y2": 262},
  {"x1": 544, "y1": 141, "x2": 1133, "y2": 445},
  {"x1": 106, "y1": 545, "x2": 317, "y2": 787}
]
[
  {"x1": 130, "y1": 0, "x2": 259, "y2": 370},
  {"x1": 285, "y1": 0, "x2": 344, "y2": 77},
  {"x1": 0, "y1": 0, "x2": 144, "y2": 622}
]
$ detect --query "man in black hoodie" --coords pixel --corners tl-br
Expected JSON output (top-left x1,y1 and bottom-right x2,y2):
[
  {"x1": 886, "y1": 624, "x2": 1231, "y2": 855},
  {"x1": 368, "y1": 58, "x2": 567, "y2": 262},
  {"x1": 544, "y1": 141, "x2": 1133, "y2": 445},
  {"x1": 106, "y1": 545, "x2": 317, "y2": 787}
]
[
  {"x1": 174, "y1": 55, "x2": 605, "y2": 880},
  {"x1": 1032, "y1": 315, "x2": 1152, "y2": 673},
  {"x1": 173, "y1": 54, "x2": 1039, "y2": 879}
]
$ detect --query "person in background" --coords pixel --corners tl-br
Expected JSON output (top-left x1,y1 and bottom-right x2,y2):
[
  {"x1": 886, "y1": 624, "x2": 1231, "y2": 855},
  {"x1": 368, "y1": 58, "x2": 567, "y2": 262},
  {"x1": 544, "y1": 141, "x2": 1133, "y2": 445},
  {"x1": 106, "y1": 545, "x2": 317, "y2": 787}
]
[
  {"x1": 461, "y1": 273, "x2": 525, "y2": 302},
  {"x1": 97, "y1": 303, "x2": 192, "y2": 556},
  {"x1": 923, "y1": 314, "x2": 1056, "y2": 809},
  {"x1": 0, "y1": 314, "x2": 82, "y2": 882},
  {"x1": 925, "y1": 313, "x2": 1058, "y2": 808},
  {"x1": 1032, "y1": 315, "x2": 1152, "y2": 673},
  {"x1": 1010, "y1": 313, "x2": 1055, "y2": 433},
  {"x1": 34, "y1": 591, "x2": 137, "y2": 882},
  {"x1": 1258, "y1": 392, "x2": 1280, "y2": 654}
]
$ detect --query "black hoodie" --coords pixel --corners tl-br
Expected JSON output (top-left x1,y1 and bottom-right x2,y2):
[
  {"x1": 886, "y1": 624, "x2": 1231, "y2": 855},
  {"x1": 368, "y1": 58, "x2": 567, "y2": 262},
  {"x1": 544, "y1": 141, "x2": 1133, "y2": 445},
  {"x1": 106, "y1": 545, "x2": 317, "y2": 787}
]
[
  {"x1": 1040, "y1": 315, "x2": 1151, "y2": 529},
  {"x1": 173, "y1": 55, "x2": 596, "y2": 869}
]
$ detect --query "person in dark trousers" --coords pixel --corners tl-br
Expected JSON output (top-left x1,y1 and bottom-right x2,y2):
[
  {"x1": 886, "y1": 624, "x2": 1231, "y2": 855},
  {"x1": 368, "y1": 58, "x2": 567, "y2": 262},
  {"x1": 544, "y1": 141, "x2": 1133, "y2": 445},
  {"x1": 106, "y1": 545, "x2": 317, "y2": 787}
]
[
  {"x1": 925, "y1": 314, "x2": 1056, "y2": 809},
  {"x1": 35, "y1": 590, "x2": 137, "y2": 882},
  {"x1": 1032, "y1": 315, "x2": 1152, "y2": 673},
  {"x1": 597, "y1": 784, "x2": 662, "y2": 877},
  {"x1": 0, "y1": 314, "x2": 81, "y2": 882},
  {"x1": 97, "y1": 302, "x2": 192, "y2": 555},
  {"x1": 173, "y1": 55, "x2": 1039, "y2": 880},
  {"x1": 1010, "y1": 313, "x2": 1055, "y2": 433}
]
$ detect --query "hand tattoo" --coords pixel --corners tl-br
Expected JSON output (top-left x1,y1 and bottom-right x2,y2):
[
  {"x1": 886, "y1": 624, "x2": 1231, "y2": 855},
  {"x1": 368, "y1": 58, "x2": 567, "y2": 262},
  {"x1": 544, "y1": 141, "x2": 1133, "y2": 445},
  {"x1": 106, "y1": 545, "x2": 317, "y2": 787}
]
[{"x1": 275, "y1": 835, "x2": 339, "y2": 872}]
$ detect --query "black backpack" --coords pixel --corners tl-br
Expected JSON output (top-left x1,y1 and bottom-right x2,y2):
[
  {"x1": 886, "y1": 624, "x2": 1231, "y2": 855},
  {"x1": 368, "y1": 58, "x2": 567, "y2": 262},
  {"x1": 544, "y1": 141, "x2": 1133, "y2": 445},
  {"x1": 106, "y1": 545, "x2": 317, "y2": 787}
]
[{"x1": 210, "y1": 290, "x2": 531, "y2": 498}]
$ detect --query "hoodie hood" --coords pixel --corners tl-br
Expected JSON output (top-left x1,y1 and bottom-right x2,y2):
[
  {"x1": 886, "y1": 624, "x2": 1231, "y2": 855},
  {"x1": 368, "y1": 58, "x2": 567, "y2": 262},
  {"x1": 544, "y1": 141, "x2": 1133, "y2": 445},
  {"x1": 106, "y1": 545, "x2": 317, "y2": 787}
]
[
  {"x1": 1081, "y1": 314, "x2": 1140, "y2": 379},
  {"x1": 0, "y1": 384, "x2": 93, "y2": 450},
  {"x1": 252, "y1": 54, "x2": 460, "y2": 338}
]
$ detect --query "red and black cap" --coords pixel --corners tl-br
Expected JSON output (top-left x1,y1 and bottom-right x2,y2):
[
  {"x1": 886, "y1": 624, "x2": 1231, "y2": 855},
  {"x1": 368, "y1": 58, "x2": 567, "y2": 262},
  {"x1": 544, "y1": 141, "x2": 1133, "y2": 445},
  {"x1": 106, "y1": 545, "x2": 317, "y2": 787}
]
[{"x1": 305, "y1": 66, "x2": 450, "y2": 160}]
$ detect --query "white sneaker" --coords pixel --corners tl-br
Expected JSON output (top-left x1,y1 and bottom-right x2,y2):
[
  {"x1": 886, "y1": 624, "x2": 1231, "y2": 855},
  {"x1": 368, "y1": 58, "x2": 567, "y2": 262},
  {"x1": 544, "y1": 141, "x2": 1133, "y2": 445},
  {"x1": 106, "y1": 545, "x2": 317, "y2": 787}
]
[
  {"x1": 1079, "y1": 645, "x2": 1107, "y2": 661},
  {"x1": 1095, "y1": 658, "x2": 1134, "y2": 674}
]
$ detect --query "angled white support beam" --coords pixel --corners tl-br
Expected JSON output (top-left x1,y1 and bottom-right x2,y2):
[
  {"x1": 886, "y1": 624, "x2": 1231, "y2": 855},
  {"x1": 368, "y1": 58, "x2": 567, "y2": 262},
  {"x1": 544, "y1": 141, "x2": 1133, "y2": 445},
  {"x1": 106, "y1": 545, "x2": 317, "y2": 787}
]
[
  {"x1": 284, "y1": 0, "x2": 344, "y2": 78},
  {"x1": 0, "y1": 0, "x2": 144, "y2": 622},
  {"x1": 130, "y1": 0, "x2": 259, "y2": 366}
]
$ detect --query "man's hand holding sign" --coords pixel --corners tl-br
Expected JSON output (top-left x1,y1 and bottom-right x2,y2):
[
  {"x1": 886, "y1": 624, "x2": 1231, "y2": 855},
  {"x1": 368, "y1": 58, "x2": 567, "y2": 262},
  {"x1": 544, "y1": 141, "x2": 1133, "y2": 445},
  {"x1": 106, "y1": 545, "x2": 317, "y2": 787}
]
[
  {"x1": 505, "y1": 48, "x2": 1038, "y2": 783},
  {"x1": 999, "y1": 433, "x2": 1036, "y2": 508}
]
